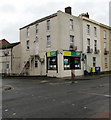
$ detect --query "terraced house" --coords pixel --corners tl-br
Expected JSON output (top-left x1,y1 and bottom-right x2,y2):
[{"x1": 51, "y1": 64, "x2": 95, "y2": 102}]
[
  {"x1": 0, "y1": 40, "x2": 21, "y2": 75},
  {"x1": 19, "y1": 7, "x2": 111, "y2": 77},
  {"x1": 80, "y1": 14, "x2": 101, "y2": 73},
  {"x1": 100, "y1": 24, "x2": 111, "y2": 72}
]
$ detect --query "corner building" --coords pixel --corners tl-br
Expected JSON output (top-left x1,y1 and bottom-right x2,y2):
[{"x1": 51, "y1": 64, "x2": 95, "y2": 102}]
[
  {"x1": 20, "y1": 7, "x2": 84, "y2": 77},
  {"x1": 20, "y1": 7, "x2": 111, "y2": 77}
]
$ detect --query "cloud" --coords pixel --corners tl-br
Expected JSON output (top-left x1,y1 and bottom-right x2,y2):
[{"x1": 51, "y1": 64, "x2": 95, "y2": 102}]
[
  {"x1": 0, "y1": 3, "x2": 16, "y2": 13},
  {"x1": 0, "y1": 0, "x2": 110, "y2": 43}
]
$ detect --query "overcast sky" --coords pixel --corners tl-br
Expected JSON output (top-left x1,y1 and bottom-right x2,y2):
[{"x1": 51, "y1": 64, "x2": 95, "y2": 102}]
[{"x1": 0, "y1": 0, "x2": 110, "y2": 43}]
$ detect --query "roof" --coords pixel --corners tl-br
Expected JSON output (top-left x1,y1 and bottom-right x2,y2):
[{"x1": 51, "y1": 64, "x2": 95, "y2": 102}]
[
  {"x1": 20, "y1": 13, "x2": 57, "y2": 30},
  {"x1": 0, "y1": 39, "x2": 10, "y2": 45},
  {"x1": 0, "y1": 42, "x2": 20, "y2": 50},
  {"x1": 82, "y1": 16, "x2": 111, "y2": 29}
]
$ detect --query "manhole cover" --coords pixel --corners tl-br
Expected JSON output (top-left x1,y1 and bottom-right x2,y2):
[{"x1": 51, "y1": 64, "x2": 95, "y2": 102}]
[{"x1": 2, "y1": 85, "x2": 13, "y2": 91}]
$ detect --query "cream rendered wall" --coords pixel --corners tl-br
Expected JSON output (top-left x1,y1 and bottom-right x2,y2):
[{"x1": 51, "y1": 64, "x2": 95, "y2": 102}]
[
  {"x1": 12, "y1": 44, "x2": 21, "y2": 75},
  {"x1": 0, "y1": 50, "x2": 2, "y2": 74},
  {"x1": 20, "y1": 11, "x2": 84, "y2": 77},
  {"x1": 82, "y1": 19, "x2": 101, "y2": 72},
  {"x1": 100, "y1": 27, "x2": 110, "y2": 72},
  {"x1": 56, "y1": 11, "x2": 84, "y2": 77},
  {"x1": 0, "y1": 48, "x2": 12, "y2": 74},
  {"x1": 20, "y1": 14, "x2": 59, "y2": 76},
  {"x1": 109, "y1": 31, "x2": 111, "y2": 71}
]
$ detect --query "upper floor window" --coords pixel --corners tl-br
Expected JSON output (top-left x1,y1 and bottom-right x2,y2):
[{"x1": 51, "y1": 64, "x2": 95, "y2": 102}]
[
  {"x1": 70, "y1": 35, "x2": 74, "y2": 45},
  {"x1": 103, "y1": 30, "x2": 106, "y2": 39},
  {"x1": 26, "y1": 40, "x2": 30, "y2": 50},
  {"x1": 110, "y1": 32, "x2": 111, "y2": 40},
  {"x1": 3, "y1": 51, "x2": 10, "y2": 56},
  {"x1": 6, "y1": 62, "x2": 9, "y2": 69},
  {"x1": 94, "y1": 27, "x2": 97, "y2": 36},
  {"x1": 87, "y1": 24, "x2": 90, "y2": 34},
  {"x1": 70, "y1": 19, "x2": 74, "y2": 30},
  {"x1": 104, "y1": 58, "x2": 108, "y2": 68},
  {"x1": 87, "y1": 38, "x2": 90, "y2": 46},
  {"x1": 70, "y1": 35, "x2": 74, "y2": 43},
  {"x1": 35, "y1": 24, "x2": 39, "y2": 34},
  {"x1": 35, "y1": 36, "x2": 38, "y2": 43},
  {"x1": 27, "y1": 27, "x2": 29, "y2": 37},
  {"x1": 104, "y1": 42, "x2": 107, "y2": 49},
  {"x1": 47, "y1": 35, "x2": 51, "y2": 47},
  {"x1": 47, "y1": 20, "x2": 50, "y2": 30},
  {"x1": 94, "y1": 40, "x2": 97, "y2": 51}
]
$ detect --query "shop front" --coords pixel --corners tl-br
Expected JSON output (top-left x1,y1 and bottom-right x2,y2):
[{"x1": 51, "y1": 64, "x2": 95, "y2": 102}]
[
  {"x1": 63, "y1": 51, "x2": 81, "y2": 70},
  {"x1": 46, "y1": 50, "x2": 83, "y2": 77},
  {"x1": 46, "y1": 51, "x2": 58, "y2": 76}
]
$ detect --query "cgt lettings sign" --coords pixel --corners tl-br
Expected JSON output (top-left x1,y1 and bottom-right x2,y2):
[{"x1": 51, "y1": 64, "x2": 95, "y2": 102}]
[
  {"x1": 47, "y1": 51, "x2": 81, "y2": 57},
  {"x1": 47, "y1": 51, "x2": 57, "y2": 57},
  {"x1": 64, "y1": 51, "x2": 81, "y2": 57}
]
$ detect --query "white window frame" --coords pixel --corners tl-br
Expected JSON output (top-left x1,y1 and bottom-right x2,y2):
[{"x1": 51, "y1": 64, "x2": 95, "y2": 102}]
[
  {"x1": 35, "y1": 24, "x2": 39, "y2": 34},
  {"x1": 70, "y1": 35, "x2": 74, "y2": 46},
  {"x1": 47, "y1": 20, "x2": 50, "y2": 30},
  {"x1": 27, "y1": 27, "x2": 29, "y2": 37},
  {"x1": 26, "y1": 40, "x2": 30, "y2": 50},
  {"x1": 103, "y1": 30, "x2": 106, "y2": 39},
  {"x1": 94, "y1": 27, "x2": 97, "y2": 36},
  {"x1": 70, "y1": 19, "x2": 74, "y2": 30},
  {"x1": 104, "y1": 58, "x2": 108, "y2": 68},
  {"x1": 47, "y1": 35, "x2": 51, "y2": 47},
  {"x1": 94, "y1": 40, "x2": 97, "y2": 51},
  {"x1": 87, "y1": 24, "x2": 90, "y2": 34},
  {"x1": 87, "y1": 38, "x2": 90, "y2": 46},
  {"x1": 104, "y1": 42, "x2": 107, "y2": 49}
]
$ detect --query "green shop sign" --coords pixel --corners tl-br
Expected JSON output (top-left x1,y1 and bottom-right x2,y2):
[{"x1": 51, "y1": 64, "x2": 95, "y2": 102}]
[
  {"x1": 64, "y1": 51, "x2": 81, "y2": 57},
  {"x1": 47, "y1": 51, "x2": 57, "y2": 57}
]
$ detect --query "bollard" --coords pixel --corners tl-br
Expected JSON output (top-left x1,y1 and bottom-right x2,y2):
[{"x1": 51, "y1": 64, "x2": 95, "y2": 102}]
[{"x1": 71, "y1": 70, "x2": 75, "y2": 83}]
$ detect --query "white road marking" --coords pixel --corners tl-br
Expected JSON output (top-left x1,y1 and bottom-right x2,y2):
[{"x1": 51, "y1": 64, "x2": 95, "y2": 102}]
[{"x1": 80, "y1": 91, "x2": 111, "y2": 98}]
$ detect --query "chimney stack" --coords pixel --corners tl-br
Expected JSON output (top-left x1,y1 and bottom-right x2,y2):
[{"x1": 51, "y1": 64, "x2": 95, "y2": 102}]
[
  {"x1": 65, "y1": 7, "x2": 72, "y2": 15},
  {"x1": 79, "y1": 12, "x2": 89, "y2": 18}
]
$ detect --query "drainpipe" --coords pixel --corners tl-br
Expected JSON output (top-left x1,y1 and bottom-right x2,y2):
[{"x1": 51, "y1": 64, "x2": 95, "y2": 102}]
[
  {"x1": 11, "y1": 48, "x2": 13, "y2": 75},
  {"x1": 81, "y1": 17, "x2": 86, "y2": 74}
]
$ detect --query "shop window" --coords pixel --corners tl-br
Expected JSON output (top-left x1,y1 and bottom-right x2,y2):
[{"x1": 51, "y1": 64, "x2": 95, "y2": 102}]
[
  {"x1": 64, "y1": 57, "x2": 70, "y2": 70},
  {"x1": 64, "y1": 56, "x2": 81, "y2": 70},
  {"x1": 48, "y1": 57, "x2": 57, "y2": 70},
  {"x1": 75, "y1": 58, "x2": 81, "y2": 69}
]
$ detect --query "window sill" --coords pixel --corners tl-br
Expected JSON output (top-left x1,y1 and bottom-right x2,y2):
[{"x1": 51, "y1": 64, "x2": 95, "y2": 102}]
[
  {"x1": 26, "y1": 49, "x2": 30, "y2": 51},
  {"x1": 47, "y1": 46, "x2": 51, "y2": 48}
]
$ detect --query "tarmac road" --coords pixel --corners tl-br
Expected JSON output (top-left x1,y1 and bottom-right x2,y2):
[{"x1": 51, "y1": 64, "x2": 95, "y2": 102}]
[{"x1": 1, "y1": 74, "x2": 111, "y2": 118}]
